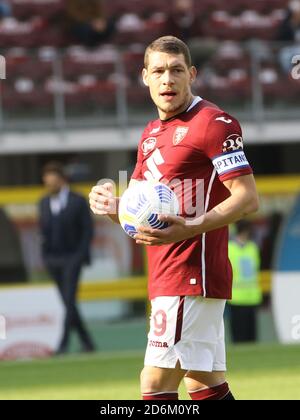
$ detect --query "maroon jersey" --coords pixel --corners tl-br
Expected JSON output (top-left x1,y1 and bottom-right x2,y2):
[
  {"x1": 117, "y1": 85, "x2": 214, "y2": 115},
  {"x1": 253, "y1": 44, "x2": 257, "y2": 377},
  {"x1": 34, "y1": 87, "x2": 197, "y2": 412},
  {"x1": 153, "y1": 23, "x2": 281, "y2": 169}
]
[{"x1": 132, "y1": 98, "x2": 253, "y2": 300}]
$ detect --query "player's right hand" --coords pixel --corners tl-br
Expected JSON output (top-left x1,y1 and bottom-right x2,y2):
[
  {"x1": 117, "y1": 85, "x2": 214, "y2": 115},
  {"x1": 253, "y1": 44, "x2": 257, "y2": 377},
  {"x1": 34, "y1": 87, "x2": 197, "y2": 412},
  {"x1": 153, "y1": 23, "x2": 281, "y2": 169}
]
[{"x1": 89, "y1": 182, "x2": 117, "y2": 216}]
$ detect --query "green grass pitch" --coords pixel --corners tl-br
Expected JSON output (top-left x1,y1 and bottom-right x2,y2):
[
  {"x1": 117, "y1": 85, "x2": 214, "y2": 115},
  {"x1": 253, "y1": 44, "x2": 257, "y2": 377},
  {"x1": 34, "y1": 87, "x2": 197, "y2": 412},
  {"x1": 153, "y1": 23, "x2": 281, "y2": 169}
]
[{"x1": 0, "y1": 344, "x2": 299, "y2": 400}]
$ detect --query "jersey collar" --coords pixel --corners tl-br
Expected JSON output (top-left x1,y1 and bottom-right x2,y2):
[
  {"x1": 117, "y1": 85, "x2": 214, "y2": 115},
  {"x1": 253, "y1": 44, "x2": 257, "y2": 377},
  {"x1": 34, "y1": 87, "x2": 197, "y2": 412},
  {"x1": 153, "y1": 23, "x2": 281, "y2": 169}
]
[
  {"x1": 160, "y1": 96, "x2": 203, "y2": 124},
  {"x1": 186, "y1": 96, "x2": 203, "y2": 112}
]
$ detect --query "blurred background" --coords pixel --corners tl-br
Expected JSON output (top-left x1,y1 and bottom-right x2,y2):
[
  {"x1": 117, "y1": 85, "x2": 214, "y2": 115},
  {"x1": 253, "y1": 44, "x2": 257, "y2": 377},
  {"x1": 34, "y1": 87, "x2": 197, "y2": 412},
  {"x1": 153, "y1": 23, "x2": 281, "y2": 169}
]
[{"x1": 0, "y1": 0, "x2": 300, "y2": 400}]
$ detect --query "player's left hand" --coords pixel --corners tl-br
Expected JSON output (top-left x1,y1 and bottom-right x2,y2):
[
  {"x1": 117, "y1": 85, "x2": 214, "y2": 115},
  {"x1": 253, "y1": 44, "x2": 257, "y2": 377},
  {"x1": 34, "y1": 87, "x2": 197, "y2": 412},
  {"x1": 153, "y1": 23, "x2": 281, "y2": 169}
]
[{"x1": 134, "y1": 215, "x2": 198, "y2": 246}]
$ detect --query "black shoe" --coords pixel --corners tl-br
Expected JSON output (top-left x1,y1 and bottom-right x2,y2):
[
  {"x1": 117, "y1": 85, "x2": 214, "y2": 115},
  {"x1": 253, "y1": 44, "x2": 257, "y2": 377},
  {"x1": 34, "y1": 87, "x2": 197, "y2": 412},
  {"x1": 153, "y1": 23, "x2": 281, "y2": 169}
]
[
  {"x1": 54, "y1": 345, "x2": 68, "y2": 356},
  {"x1": 81, "y1": 343, "x2": 96, "y2": 353}
]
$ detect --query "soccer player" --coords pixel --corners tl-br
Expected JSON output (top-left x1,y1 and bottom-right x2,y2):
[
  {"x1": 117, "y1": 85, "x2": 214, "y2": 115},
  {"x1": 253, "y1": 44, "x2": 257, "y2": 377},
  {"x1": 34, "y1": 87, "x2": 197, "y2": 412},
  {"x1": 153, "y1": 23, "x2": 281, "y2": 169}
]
[{"x1": 89, "y1": 36, "x2": 259, "y2": 400}]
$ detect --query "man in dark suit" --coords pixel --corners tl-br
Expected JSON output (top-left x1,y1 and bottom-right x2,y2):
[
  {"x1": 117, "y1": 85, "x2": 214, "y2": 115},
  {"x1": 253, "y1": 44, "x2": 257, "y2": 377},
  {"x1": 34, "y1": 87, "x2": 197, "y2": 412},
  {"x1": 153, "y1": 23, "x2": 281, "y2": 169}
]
[{"x1": 39, "y1": 162, "x2": 95, "y2": 355}]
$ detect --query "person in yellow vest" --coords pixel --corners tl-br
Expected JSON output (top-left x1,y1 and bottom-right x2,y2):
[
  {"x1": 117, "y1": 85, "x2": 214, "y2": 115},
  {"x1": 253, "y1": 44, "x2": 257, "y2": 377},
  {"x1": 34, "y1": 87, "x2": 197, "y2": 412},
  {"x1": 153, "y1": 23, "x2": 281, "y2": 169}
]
[{"x1": 228, "y1": 220, "x2": 262, "y2": 343}]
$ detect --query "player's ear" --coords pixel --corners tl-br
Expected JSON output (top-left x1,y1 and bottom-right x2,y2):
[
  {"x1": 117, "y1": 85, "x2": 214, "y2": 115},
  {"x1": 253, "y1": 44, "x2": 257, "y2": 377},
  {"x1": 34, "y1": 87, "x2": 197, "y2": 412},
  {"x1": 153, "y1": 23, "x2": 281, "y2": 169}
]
[
  {"x1": 189, "y1": 66, "x2": 197, "y2": 84},
  {"x1": 142, "y1": 68, "x2": 149, "y2": 87}
]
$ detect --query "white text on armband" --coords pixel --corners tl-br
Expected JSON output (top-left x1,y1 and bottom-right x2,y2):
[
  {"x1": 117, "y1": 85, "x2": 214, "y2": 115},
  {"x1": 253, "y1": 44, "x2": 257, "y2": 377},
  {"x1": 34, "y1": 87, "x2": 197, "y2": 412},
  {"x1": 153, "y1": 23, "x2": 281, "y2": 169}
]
[{"x1": 212, "y1": 151, "x2": 250, "y2": 176}]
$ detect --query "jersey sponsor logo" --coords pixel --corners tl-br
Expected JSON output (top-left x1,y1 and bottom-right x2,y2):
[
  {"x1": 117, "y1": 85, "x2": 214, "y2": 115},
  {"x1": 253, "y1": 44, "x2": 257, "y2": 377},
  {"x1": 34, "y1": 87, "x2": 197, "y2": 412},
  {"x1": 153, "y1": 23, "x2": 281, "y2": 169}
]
[
  {"x1": 142, "y1": 137, "x2": 157, "y2": 155},
  {"x1": 150, "y1": 127, "x2": 161, "y2": 134},
  {"x1": 173, "y1": 126, "x2": 189, "y2": 146},
  {"x1": 213, "y1": 150, "x2": 250, "y2": 176},
  {"x1": 222, "y1": 134, "x2": 244, "y2": 153},
  {"x1": 216, "y1": 116, "x2": 233, "y2": 124}
]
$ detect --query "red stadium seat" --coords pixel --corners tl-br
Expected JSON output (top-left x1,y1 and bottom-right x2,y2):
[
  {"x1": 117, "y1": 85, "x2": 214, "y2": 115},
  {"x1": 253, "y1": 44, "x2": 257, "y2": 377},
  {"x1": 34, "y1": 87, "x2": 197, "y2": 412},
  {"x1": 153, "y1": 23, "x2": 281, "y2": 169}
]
[
  {"x1": 103, "y1": 0, "x2": 171, "y2": 18},
  {"x1": 11, "y1": 0, "x2": 64, "y2": 20},
  {"x1": 0, "y1": 0, "x2": 294, "y2": 117},
  {"x1": 123, "y1": 51, "x2": 144, "y2": 78},
  {"x1": 62, "y1": 47, "x2": 118, "y2": 79},
  {"x1": 62, "y1": 80, "x2": 118, "y2": 109},
  {"x1": 127, "y1": 85, "x2": 151, "y2": 107},
  {"x1": 2, "y1": 78, "x2": 53, "y2": 110}
]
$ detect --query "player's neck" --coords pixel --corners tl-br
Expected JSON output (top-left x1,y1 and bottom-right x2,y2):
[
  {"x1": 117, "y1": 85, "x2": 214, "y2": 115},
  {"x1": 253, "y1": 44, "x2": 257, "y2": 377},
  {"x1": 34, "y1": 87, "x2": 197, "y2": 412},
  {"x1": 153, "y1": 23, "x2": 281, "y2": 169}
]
[{"x1": 159, "y1": 95, "x2": 196, "y2": 122}]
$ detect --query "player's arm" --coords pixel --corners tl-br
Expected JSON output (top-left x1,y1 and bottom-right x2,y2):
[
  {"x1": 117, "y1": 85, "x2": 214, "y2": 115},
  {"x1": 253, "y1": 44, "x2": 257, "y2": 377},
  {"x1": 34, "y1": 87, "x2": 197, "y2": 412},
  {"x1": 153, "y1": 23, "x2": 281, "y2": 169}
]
[
  {"x1": 90, "y1": 130, "x2": 146, "y2": 223},
  {"x1": 89, "y1": 123, "x2": 147, "y2": 223},
  {"x1": 135, "y1": 113, "x2": 259, "y2": 245},
  {"x1": 186, "y1": 173, "x2": 259, "y2": 234},
  {"x1": 89, "y1": 180, "x2": 139, "y2": 224},
  {"x1": 195, "y1": 113, "x2": 260, "y2": 232}
]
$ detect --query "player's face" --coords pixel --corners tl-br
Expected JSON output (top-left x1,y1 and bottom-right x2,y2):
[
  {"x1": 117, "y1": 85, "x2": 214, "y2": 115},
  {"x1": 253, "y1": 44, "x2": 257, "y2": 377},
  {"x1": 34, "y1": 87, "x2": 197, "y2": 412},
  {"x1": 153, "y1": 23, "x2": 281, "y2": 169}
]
[
  {"x1": 43, "y1": 173, "x2": 65, "y2": 195},
  {"x1": 143, "y1": 52, "x2": 197, "y2": 120}
]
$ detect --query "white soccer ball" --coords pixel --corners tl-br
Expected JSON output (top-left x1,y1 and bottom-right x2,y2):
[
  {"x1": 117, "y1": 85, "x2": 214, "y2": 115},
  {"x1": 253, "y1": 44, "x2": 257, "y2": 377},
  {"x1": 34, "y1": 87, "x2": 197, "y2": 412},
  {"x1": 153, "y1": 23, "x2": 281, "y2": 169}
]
[{"x1": 118, "y1": 181, "x2": 180, "y2": 238}]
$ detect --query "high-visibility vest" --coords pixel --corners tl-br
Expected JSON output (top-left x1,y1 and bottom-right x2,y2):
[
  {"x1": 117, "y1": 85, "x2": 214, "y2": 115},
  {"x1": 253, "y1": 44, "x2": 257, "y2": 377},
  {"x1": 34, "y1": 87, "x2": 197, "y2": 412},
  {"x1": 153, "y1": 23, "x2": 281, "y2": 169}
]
[{"x1": 228, "y1": 240, "x2": 262, "y2": 306}]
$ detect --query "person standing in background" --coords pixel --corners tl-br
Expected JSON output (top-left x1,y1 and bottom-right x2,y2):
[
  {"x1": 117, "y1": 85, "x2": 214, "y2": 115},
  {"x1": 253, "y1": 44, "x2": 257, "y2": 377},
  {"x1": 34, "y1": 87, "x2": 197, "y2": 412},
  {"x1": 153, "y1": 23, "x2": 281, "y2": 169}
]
[
  {"x1": 228, "y1": 220, "x2": 262, "y2": 343},
  {"x1": 39, "y1": 162, "x2": 95, "y2": 355},
  {"x1": 277, "y1": 0, "x2": 300, "y2": 74},
  {"x1": 165, "y1": 0, "x2": 198, "y2": 41},
  {"x1": 277, "y1": 0, "x2": 300, "y2": 42}
]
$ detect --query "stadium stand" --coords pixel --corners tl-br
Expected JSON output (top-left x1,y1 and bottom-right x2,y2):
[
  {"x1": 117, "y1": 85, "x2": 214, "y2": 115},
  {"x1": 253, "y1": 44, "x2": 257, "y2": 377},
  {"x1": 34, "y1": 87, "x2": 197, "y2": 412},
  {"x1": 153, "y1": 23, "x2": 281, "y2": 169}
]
[
  {"x1": 0, "y1": 0, "x2": 299, "y2": 123},
  {"x1": 2, "y1": 0, "x2": 291, "y2": 47}
]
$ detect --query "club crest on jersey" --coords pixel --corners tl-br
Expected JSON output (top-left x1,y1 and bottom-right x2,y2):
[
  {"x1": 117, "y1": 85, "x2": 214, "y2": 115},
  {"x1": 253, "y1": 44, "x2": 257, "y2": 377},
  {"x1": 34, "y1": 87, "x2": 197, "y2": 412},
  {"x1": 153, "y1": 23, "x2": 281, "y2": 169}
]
[
  {"x1": 142, "y1": 137, "x2": 157, "y2": 155},
  {"x1": 222, "y1": 134, "x2": 244, "y2": 153},
  {"x1": 173, "y1": 126, "x2": 189, "y2": 146}
]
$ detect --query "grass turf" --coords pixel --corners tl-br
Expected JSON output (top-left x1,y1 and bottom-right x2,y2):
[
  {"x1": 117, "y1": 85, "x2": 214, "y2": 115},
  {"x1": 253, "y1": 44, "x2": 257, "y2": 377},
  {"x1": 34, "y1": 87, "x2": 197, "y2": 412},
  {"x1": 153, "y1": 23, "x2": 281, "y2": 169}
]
[{"x1": 0, "y1": 344, "x2": 299, "y2": 400}]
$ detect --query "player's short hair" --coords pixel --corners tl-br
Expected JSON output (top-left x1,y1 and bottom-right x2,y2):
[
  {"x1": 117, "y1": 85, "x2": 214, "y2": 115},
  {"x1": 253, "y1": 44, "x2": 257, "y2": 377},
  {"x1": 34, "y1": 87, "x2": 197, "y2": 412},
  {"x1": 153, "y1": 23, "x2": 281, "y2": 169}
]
[
  {"x1": 42, "y1": 161, "x2": 67, "y2": 180},
  {"x1": 144, "y1": 36, "x2": 192, "y2": 69}
]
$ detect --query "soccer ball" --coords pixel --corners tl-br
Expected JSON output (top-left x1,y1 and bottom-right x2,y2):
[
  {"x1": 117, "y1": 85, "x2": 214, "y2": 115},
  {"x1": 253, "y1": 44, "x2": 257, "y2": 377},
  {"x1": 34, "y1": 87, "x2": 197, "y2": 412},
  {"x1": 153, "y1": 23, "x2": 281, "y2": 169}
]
[{"x1": 118, "y1": 181, "x2": 180, "y2": 238}]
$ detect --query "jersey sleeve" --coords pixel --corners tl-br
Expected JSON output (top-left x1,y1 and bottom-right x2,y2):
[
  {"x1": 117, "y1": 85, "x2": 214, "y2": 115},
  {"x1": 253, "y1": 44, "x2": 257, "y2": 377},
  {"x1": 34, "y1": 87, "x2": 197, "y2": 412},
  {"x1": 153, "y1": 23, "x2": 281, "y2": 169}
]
[
  {"x1": 204, "y1": 112, "x2": 253, "y2": 182},
  {"x1": 131, "y1": 125, "x2": 150, "y2": 181},
  {"x1": 131, "y1": 144, "x2": 144, "y2": 181}
]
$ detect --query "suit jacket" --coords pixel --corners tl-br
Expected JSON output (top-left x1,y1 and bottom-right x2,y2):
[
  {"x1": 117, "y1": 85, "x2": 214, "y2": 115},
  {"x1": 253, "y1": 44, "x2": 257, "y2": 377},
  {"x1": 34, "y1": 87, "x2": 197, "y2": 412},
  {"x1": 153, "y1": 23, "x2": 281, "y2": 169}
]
[{"x1": 39, "y1": 191, "x2": 93, "y2": 265}]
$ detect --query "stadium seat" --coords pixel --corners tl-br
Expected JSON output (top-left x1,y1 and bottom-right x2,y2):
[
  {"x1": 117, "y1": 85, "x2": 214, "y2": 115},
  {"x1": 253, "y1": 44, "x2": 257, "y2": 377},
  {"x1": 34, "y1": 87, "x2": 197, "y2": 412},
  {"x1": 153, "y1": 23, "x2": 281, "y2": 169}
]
[
  {"x1": 11, "y1": 0, "x2": 64, "y2": 20},
  {"x1": 62, "y1": 46, "x2": 118, "y2": 79},
  {"x1": 212, "y1": 41, "x2": 251, "y2": 73},
  {"x1": 2, "y1": 0, "x2": 289, "y2": 48},
  {"x1": 60, "y1": 79, "x2": 118, "y2": 109},
  {"x1": 123, "y1": 50, "x2": 144, "y2": 79},
  {"x1": 103, "y1": 0, "x2": 171, "y2": 18},
  {"x1": 0, "y1": 17, "x2": 39, "y2": 47},
  {"x1": 203, "y1": 9, "x2": 284, "y2": 41},
  {"x1": 0, "y1": 0, "x2": 295, "y2": 115},
  {"x1": 5, "y1": 48, "x2": 31, "y2": 78},
  {"x1": 126, "y1": 85, "x2": 151, "y2": 107},
  {"x1": 2, "y1": 78, "x2": 53, "y2": 111}
]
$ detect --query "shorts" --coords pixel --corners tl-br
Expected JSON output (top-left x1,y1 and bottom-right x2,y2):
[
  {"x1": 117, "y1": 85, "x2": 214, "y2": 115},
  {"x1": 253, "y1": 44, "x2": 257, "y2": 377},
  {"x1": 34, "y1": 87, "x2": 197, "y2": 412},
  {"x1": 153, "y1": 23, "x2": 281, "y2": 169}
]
[{"x1": 144, "y1": 295, "x2": 226, "y2": 372}]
